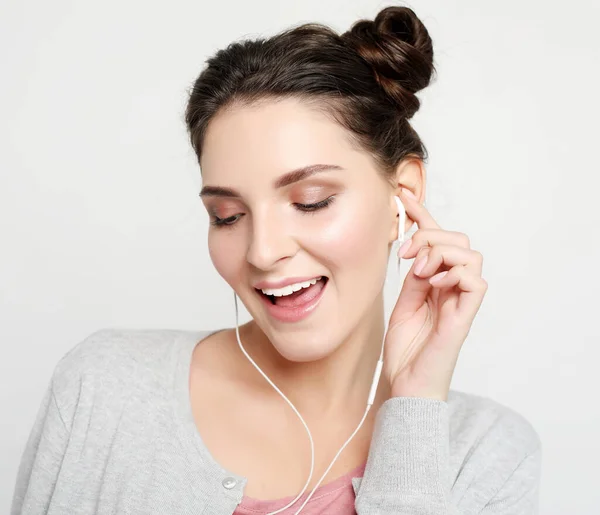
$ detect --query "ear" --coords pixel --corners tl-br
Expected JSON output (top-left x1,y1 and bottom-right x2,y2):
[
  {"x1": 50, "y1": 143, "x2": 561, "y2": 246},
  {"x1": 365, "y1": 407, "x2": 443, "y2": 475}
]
[
  {"x1": 394, "y1": 156, "x2": 426, "y2": 202},
  {"x1": 393, "y1": 156, "x2": 426, "y2": 230}
]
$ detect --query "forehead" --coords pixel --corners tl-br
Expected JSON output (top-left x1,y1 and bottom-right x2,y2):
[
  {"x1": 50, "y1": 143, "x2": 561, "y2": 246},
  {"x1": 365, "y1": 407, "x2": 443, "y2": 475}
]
[{"x1": 200, "y1": 98, "x2": 365, "y2": 185}]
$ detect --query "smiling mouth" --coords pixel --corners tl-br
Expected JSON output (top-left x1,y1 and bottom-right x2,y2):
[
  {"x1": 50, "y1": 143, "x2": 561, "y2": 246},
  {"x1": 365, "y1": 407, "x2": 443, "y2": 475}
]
[{"x1": 257, "y1": 277, "x2": 329, "y2": 305}]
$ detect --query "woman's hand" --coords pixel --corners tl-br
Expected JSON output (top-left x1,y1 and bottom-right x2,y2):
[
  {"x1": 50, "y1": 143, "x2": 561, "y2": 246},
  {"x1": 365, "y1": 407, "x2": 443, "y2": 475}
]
[{"x1": 383, "y1": 188, "x2": 488, "y2": 402}]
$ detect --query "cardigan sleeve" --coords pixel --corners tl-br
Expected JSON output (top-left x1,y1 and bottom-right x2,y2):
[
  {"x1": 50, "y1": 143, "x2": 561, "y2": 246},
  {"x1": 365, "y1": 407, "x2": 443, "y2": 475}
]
[
  {"x1": 10, "y1": 378, "x2": 71, "y2": 515},
  {"x1": 354, "y1": 397, "x2": 541, "y2": 514},
  {"x1": 480, "y1": 445, "x2": 542, "y2": 514}
]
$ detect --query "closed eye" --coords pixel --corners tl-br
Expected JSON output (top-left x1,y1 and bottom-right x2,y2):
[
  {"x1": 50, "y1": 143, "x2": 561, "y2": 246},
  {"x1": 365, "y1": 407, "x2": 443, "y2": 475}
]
[
  {"x1": 294, "y1": 195, "x2": 336, "y2": 212},
  {"x1": 210, "y1": 214, "x2": 243, "y2": 227},
  {"x1": 209, "y1": 196, "x2": 335, "y2": 228}
]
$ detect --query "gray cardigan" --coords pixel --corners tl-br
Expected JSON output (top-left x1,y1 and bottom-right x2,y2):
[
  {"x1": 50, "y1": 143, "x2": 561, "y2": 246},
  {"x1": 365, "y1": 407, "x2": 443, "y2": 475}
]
[{"x1": 11, "y1": 328, "x2": 542, "y2": 514}]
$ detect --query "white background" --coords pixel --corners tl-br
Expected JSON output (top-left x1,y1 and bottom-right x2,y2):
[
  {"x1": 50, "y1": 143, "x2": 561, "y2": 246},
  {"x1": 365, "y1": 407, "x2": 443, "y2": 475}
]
[{"x1": 1, "y1": 0, "x2": 598, "y2": 513}]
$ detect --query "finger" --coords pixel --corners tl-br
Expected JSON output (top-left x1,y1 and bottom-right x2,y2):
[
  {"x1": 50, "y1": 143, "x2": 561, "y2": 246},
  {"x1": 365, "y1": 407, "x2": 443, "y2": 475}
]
[
  {"x1": 428, "y1": 265, "x2": 488, "y2": 321},
  {"x1": 398, "y1": 229, "x2": 471, "y2": 260},
  {"x1": 400, "y1": 188, "x2": 441, "y2": 231},
  {"x1": 413, "y1": 245, "x2": 483, "y2": 278},
  {"x1": 389, "y1": 247, "x2": 434, "y2": 323}
]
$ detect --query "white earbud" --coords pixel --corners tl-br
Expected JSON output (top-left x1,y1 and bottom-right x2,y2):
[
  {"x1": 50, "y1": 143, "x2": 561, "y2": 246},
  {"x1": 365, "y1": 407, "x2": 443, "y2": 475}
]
[
  {"x1": 394, "y1": 195, "x2": 407, "y2": 244},
  {"x1": 232, "y1": 193, "x2": 409, "y2": 515}
]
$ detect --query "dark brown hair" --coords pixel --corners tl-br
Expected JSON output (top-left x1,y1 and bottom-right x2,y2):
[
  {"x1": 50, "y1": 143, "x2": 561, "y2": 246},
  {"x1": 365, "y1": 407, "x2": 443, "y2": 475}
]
[{"x1": 184, "y1": 5, "x2": 436, "y2": 181}]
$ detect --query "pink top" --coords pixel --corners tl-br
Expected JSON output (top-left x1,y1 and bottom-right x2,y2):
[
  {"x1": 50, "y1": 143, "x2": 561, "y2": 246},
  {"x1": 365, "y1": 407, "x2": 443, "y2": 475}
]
[{"x1": 233, "y1": 462, "x2": 366, "y2": 515}]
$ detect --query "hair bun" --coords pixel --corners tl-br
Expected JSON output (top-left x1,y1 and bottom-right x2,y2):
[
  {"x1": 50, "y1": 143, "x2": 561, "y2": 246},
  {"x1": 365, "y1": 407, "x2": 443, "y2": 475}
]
[{"x1": 342, "y1": 6, "x2": 435, "y2": 119}]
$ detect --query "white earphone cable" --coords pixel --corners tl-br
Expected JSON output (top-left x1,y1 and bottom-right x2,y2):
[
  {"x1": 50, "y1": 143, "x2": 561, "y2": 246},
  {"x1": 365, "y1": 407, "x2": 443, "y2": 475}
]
[
  {"x1": 233, "y1": 297, "x2": 315, "y2": 514},
  {"x1": 233, "y1": 196, "x2": 413, "y2": 514}
]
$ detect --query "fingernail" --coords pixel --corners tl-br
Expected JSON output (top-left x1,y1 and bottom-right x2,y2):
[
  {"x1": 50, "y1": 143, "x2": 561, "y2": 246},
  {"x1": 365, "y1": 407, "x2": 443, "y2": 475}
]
[
  {"x1": 402, "y1": 188, "x2": 417, "y2": 200},
  {"x1": 430, "y1": 271, "x2": 448, "y2": 283},
  {"x1": 414, "y1": 255, "x2": 428, "y2": 275},
  {"x1": 398, "y1": 238, "x2": 412, "y2": 258}
]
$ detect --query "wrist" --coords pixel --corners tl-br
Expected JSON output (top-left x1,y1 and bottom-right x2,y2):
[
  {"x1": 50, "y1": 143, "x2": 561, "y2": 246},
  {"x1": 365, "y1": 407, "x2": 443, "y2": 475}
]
[{"x1": 390, "y1": 379, "x2": 448, "y2": 402}]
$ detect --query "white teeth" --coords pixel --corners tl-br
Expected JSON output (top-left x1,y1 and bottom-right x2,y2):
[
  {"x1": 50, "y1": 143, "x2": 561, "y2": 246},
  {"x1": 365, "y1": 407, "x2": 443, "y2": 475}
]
[{"x1": 261, "y1": 277, "x2": 321, "y2": 297}]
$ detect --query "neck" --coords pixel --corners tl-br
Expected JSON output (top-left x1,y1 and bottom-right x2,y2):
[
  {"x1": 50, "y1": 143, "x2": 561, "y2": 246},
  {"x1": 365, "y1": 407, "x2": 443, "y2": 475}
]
[{"x1": 235, "y1": 296, "x2": 391, "y2": 421}]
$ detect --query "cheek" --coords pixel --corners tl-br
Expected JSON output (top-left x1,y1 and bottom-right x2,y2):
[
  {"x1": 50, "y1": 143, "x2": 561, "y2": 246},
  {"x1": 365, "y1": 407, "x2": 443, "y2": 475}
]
[
  {"x1": 306, "y1": 202, "x2": 388, "y2": 266},
  {"x1": 208, "y1": 231, "x2": 243, "y2": 287}
]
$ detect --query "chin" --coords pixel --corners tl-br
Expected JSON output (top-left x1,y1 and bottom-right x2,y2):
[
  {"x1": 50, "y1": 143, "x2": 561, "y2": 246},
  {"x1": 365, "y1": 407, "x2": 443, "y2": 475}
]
[
  {"x1": 239, "y1": 281, "x2": 359, "y2": 363},
  {"x1": 272, "y1": 336, "x2": 340, "y2": 363},
  {"x1": 248, "y1": 318, "x2": 337, "y2": 362}
]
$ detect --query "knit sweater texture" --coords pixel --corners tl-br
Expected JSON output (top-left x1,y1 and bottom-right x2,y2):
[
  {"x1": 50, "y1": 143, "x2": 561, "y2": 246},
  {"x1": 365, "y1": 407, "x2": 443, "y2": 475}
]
[{"x1": 11, "y1": 328, "x2": 542, "y2": 514}]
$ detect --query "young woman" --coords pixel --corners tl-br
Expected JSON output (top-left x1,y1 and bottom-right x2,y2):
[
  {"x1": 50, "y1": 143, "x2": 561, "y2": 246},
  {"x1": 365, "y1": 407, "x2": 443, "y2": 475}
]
[{"x1": 11, "y1": 6, "x2": 541, "y2": 515}]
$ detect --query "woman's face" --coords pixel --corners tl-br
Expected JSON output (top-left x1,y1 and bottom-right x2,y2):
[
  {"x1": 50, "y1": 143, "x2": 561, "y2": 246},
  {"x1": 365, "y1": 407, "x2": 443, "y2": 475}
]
[{"x1": 200, "y1": 98, "x2": 396, "y2": 362}]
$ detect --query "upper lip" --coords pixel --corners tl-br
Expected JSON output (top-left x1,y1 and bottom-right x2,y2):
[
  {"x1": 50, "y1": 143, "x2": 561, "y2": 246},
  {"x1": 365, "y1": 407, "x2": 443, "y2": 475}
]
[{"x1": 253, "y1": 275, "x2": 324, "y2": 290}]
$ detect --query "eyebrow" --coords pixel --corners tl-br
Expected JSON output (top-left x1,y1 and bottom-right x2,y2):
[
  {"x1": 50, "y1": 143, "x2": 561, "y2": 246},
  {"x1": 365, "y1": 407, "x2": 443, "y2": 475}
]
[{"x1": 199, "y1": 163, "x2": 344, "y2": 198}]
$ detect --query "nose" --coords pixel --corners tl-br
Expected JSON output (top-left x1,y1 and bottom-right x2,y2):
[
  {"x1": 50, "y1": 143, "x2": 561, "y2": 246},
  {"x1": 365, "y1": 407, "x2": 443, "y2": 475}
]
[{"x1": 246, "y1": 207, "x2": 297, "y2": 270}]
